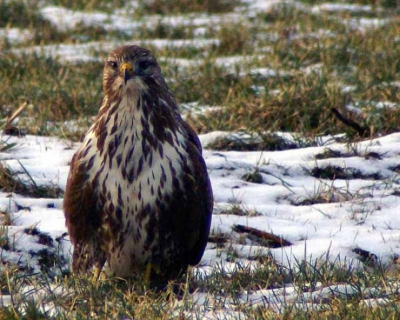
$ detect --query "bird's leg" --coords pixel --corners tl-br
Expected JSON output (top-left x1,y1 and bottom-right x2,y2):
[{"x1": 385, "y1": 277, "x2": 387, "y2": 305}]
[
  {"x1": 143, "y1": 263, "x2": 153, "y2": 288},
  {"x1": 143, "y1": 263, "x2": 163, "y2": 287},
  {"x1": 92, "y1": 266, "x2": 101, "y2": 284},
  {"x1": 92, "y1": 259, "x2": 105, "y2": 284}
]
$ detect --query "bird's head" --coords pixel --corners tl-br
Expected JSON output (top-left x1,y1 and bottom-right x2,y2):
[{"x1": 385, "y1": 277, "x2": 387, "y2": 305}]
[{"x1": 102, "y1": 45, "x2": 162, "y2": 96}]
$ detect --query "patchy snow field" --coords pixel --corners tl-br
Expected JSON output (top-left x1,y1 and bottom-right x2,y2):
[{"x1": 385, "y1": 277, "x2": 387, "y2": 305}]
[{"x1": 1, "y1": 131, "x2": 400, "y2": 267}]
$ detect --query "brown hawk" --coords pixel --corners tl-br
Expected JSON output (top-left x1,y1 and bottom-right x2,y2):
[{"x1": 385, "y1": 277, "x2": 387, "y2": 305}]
[{"x1": 63, "y1": 45, "x2": 213, "y2": 283}]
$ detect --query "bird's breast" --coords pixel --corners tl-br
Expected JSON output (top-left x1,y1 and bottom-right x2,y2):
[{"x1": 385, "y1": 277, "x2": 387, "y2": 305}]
[{"x1": 81, "y1": 109, "x2": 192, "y2": 265}]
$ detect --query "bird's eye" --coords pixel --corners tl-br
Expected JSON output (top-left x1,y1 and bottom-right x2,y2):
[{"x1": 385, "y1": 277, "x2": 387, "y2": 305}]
[
  {"x1": 107, "y1": 60, "x2": 118, "y2": 69},
  {"x1": 138, "y1": 60, "x2": 152, "y2": 71}
]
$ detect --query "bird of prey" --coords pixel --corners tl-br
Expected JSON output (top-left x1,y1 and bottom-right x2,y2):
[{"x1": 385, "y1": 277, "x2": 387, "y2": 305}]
[{"x1": 63, "y1": 45, "x2": 213, "y2": 284}]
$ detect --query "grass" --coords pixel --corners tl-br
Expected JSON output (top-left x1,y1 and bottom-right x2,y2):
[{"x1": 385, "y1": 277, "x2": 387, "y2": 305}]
[
  {"x1": 0, "y1": 53, "x2": 102, "y2": 135},
  {"x1": 137, "y1": 0, "x2": 242, "y2": 14},
  {"x1": 1, "y1": 0, "x2": 400, "y2": 318},
  {"x1": 49, "y1": 0, "x2": 127, "y2": 12},
  {"x1": 0, "y1": 162, "x2": 63, "y2": 198},
  {"x1": 1, "y1": 251, "x2": 399, "y2": 318},
  {"x1": 220, "y1": 203, "x2": 262, "y2": 216},
  {"x1": 298, "y1": 0, "x2": 400, "y2": 10},
  {"x1": 0, "y1": 1, "x2": 44, "y2": 29},
  {"x1": 1, "y1": 2, "x2": 399, "y2": 139}
]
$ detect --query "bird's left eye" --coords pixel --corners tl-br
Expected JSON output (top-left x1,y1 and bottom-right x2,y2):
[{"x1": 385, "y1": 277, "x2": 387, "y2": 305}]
[
  {"x1": 138, "y1": 60, "x2": 152, "y2": 70},
  {"x1": 107, "y1": 60, "x2": 118, "y2": 69}
]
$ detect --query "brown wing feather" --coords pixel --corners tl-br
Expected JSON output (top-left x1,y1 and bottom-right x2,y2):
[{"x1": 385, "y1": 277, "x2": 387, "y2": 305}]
[
  {"x1": 186, "y1": 165, "x2": 212, "y2": 266},
  {"x1": 177, "y1": 115, "x2": 203, "y2": 153},
  {"x1": 63, "y1": 151, "x2": 104, "y2": 272},
  {"x1": 182, "y1": 122, "x2": 213, "y2": 265},
  {"x1": 155, "y1": 120, "x2": 213, "y2": 278}
]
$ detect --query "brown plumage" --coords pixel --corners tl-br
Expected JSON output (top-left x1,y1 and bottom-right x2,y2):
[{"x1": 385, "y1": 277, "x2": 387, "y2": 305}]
[{"x1": 63, "y1": 45, "x2": 213, "y2": 283}]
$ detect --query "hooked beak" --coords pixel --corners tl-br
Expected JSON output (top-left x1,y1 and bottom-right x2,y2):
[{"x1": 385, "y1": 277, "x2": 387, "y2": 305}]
[{"x1": 120, "y1": 62, "x2": 134, "y2": 85}]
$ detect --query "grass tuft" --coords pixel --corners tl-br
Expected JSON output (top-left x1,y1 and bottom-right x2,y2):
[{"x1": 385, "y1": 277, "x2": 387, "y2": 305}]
[
  {"x1": 310, "y1": 165, "x2": 383, "y2": 180},
  {"x1": 138, "y1": 0, "x2": 241, "y2": 14},
  {"x1": 0, "y1": 162, "x2": 63, "y2": 198},
  {"x1": 220, "y1": 203, "x2": 262, "y2": 217}
]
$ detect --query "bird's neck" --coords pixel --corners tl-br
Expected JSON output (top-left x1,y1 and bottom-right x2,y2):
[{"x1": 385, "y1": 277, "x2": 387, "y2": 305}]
[{"x1": 90, "y1": 92, "x2": 185, "y2": 158}]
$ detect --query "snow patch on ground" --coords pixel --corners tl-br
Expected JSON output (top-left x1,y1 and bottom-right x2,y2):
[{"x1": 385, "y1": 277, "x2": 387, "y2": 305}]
[
  {"x1": 12, "y1": 39, "x2": 219, "y2": 63},
  {"x1": 311, "y1": 3, "x2": 374, "y2": 13},
  {"x1": 39, "y1": 5, "x2": 243, "y2": 35},
  {"x1": 347, "y1": 17, "x2": 390, "y2": 31},
  {"x1": 0, "y1": 28, "x2": 33, "y2": 44}
]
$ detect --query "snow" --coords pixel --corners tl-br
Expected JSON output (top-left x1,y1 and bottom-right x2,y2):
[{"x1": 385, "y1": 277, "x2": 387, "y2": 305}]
[
  {"x1": 12, "y1": 39, "x2": 219, "y2": 63},
  {"x1": 39, "y1": 6, "x2": 242, "y2": 34},
  {"x1": 238, "y1": 281, "x2": 397, "y2": 313},
  {"x1": 311, "y1": 3, "x2": 374, "y2": 13},
  {"x1": 347, "y1": 17, "x2": 390, "y2": 31},
  {"x1": 0, "y1": 28, "x2": 33, "y2": 44},
  {"x1": 242, "y1": 0, "x2": 290, "y2": 13},
  {"x1": 40, "y1": 6, "x2": 110, "y2": 31},
  {"x1": 241, "y1": 67, "x2": 289, "y2": 78},
  {"x1": 375, "y1": 101, "x2": 399, "y2": 109},
  {"x1": 346, "y1": 100, "x2": 400, "y2": 114}
]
